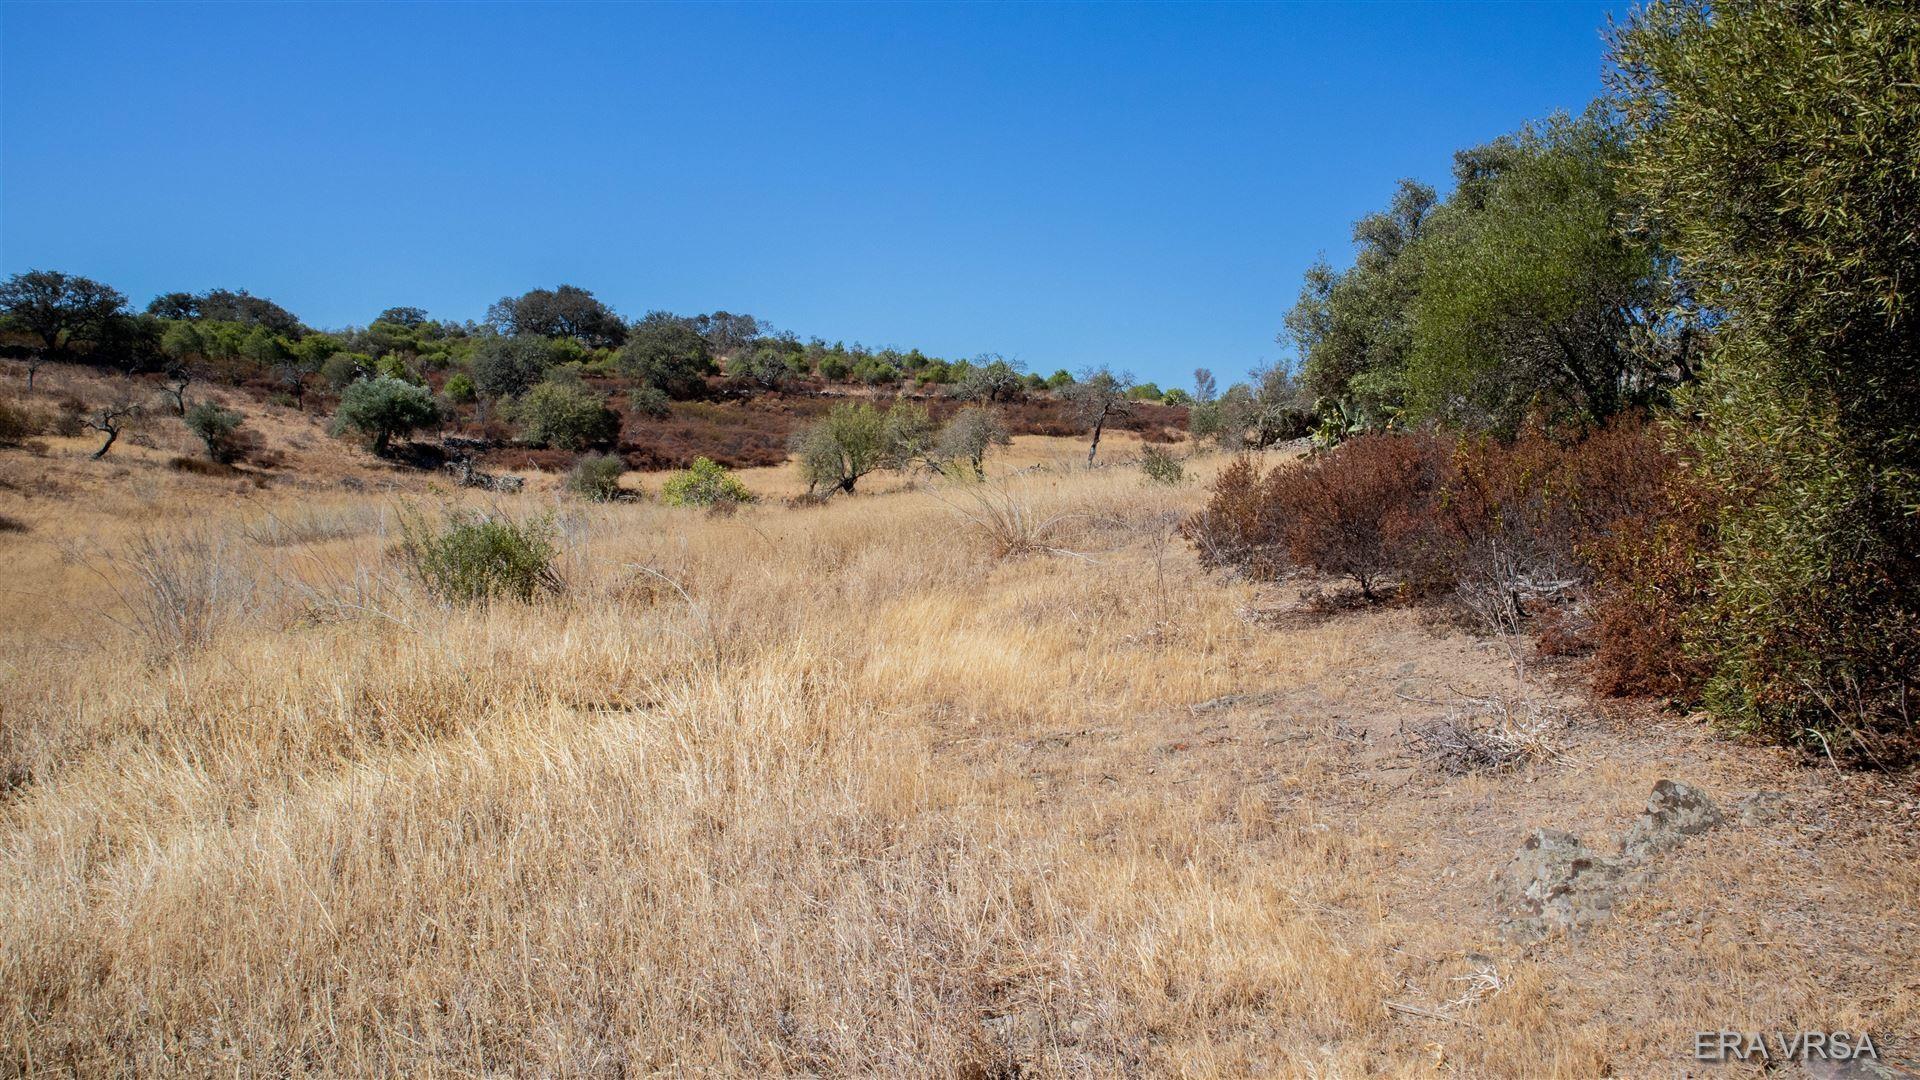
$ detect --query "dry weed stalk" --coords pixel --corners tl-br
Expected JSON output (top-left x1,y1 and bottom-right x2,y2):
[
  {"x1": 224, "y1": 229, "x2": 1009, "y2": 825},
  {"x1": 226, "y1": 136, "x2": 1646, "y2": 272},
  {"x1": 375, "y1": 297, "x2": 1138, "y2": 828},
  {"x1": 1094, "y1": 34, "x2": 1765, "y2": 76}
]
[
  {"x1": 1402, "y1": 692, "x2": 1568, "y2": 775},
  {"x1": 932, "y1": 480, "x2": 1085, "y2": 560}
]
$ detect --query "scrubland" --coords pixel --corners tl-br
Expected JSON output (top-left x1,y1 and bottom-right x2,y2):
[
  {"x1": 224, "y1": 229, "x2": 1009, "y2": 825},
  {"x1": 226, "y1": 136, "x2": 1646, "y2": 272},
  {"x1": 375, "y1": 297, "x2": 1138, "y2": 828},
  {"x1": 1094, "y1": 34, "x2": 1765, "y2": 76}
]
[{"x1": 1, "y1": 387, "x2": 1915, "y2": 1077}]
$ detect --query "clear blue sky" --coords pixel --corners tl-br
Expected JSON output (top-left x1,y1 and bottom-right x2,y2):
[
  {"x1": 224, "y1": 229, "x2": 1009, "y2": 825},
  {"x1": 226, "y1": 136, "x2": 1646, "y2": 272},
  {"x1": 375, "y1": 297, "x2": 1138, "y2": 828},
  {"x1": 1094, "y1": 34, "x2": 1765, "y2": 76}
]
[{"x1": 1, "y1": 1, "x2": 1619, "y2": 389}]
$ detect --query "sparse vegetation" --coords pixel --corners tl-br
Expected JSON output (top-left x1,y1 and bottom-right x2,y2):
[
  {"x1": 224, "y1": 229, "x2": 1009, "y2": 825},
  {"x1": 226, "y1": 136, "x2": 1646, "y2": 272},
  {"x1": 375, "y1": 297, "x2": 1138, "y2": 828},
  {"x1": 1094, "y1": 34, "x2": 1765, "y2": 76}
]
[
  {"x1": 1139, "y1": 445, "x2": 1185, "y2": 486},
  {"x1": 2, "y1": 2, "x2": 1915, "y2": 1070}
]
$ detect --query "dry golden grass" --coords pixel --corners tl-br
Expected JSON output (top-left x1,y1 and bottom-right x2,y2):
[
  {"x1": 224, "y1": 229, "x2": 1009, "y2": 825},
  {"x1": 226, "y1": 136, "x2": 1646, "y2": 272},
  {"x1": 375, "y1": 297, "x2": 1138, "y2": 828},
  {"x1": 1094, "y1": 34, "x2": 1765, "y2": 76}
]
[{"x1": 2, "y1": 365, "x2": 1915, "y2": 1077}]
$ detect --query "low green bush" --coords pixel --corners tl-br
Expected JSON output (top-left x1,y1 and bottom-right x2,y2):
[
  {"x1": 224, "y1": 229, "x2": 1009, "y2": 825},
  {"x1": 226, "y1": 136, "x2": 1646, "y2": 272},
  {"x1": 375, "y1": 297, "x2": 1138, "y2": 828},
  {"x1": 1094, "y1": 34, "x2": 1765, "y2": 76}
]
[
  {"x1": 184, "y1": 402, "x2": 245, "y2": 463},
  {"x1": 568, "y1": 453, "x2": 627, "y2": 501},
  {"x1": 1140, "y1": 445, "x2": 1185, "y2": 485},
  {"x1": 398, "y1": 508, "x2": 561, "y2": 604},
  {"x1": 660, "y1": 457, "x2": 754, "y2": 508}
]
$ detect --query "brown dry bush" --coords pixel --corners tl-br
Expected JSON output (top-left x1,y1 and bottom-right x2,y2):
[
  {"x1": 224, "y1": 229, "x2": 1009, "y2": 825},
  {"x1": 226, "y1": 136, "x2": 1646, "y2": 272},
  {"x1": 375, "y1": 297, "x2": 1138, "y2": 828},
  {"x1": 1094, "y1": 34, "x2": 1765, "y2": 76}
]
[
  {"x1": 1276, "y1": 432, "x2": 1451, "y2": 600},
  {"x1": 1186, "y1": 434, "x2": 1449, "y2": 599},
  {"x1": 1581, "y1": 461, "x2": 1718, "y2": 699},
  {"x1": 1434, "y1": 420, "x2": 1675, "y2": 635},
  {"x1": 1187, "y1": 420, "x2": 1719, "y2": 702},
  {"x1": 1183, "y1": 456, "x2": 1290, "y2": 577}
]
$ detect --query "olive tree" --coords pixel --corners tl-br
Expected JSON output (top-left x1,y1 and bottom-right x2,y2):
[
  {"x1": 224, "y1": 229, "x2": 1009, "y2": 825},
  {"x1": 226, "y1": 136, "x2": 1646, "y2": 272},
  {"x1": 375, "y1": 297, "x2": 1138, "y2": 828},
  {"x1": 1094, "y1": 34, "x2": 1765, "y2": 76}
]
[
  {"x1": 330, "y1": 375, "x2": 441, "y2": 455},
  {"x1": 1063, "y1": 366, "x2": 1135, "y2": 466}
]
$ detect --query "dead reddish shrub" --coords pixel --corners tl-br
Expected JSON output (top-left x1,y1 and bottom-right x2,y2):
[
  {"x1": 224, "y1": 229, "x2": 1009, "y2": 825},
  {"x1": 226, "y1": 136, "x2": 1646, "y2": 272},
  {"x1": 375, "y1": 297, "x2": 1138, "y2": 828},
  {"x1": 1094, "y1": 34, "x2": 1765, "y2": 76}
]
[
  {"x1": 1183, "y1": 456, "x2": 1290, "y2": 578},
  {"x1": 1582, "y1": 462, "x2": 1718, "y2": 699},
  {"x1": 1186, "y1": 418, "x2": 1717, "y2": 704},
  {"x1": 1185, "y1": 432, "x2": 1450, "y2": 598},
  {"x1": 1274, "y1": 432, "x2": 1451, "y2": 600}
]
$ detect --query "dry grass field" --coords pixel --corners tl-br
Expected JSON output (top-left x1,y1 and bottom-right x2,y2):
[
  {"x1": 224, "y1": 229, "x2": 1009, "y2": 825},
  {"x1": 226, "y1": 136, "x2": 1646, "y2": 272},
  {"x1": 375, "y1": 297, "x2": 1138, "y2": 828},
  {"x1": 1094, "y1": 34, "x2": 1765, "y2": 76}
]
[{"x1": 1, "y1": 365, "x2": 1916, "y2": 1077}]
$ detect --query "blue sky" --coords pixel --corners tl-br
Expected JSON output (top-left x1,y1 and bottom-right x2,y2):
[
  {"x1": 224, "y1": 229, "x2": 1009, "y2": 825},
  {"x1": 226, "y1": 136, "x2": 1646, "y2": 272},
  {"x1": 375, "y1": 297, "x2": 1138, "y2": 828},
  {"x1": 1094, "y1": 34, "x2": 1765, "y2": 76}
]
[{"x1": 1, "y1": 1, "x2": 1619, "y2": 389}]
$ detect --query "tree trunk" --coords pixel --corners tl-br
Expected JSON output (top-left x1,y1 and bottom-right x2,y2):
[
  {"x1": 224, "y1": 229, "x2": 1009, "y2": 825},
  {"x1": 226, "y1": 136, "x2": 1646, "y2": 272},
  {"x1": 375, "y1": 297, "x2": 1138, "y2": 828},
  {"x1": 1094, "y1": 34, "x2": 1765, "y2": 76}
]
[
  {"x1": 1086, "y1": 410, "x2": 1107, "y2": 467},
  {"x1": 91, "y1": 426, "x2": 118, "y2": 460}
]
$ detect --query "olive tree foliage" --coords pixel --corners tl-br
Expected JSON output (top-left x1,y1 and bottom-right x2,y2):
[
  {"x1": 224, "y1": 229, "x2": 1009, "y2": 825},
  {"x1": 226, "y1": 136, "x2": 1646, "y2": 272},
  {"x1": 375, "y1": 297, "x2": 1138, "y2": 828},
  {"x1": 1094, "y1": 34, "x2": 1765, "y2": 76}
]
[
  {"x1": 618, "y1": 311, "x2": 716, "y2": 399},
  {"x1": 937, "y1": 406, "x2": 1011, "y2": 479},
  {"x1": 486, "y1": 285, "x2": 626, "y2": 348},
  {"x1": 1405, "y1": 108, "x2": 1683, "y2": 432},
  {"x1": 794, "y1": 402, "x2": 893, "y2": 494},
  {"x1": 330, "y1": 375, "x2": 441, "y2": 455},
  {"x1": 1282, "y1": 180, "x2": 1435, "y2": 423},
  {"x1": 792, "y1": 401, "x2": 958, "y2": 494},
  {"x1": 1610, "y1": 0, "x2": 1920, "y2": 760},
  {"x1": 953, "y1": 355, "x2": 1026, "y2": 403},
  {"x1": 1283, "y1": 109, "x2": 1688, "y2": 437},
  {"x1": 0, "y1": 269, "x2": 127, "y2": 363},
  {"x1": 1062, "y1": 366, "x2": 1134, "y2": 466},
  {"x1": 469, "y1": 334, "x2": 553, "y2": 401}
]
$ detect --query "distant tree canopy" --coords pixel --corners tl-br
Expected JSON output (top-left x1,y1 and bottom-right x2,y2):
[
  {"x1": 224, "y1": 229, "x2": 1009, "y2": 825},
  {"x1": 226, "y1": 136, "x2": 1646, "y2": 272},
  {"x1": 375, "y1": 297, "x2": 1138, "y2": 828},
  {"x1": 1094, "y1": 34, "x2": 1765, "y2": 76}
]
[
  {"x1": 618, "y1": 312, "x2": 715, "y2": 399},
  {"x1": 954, "y1": 356, "x2": 1026, "y2": 403},
  {"x1": 691, "y1": 311, "x2": 761, "y2": 358},
  {"x1": 147, "y1": 288, "x2": 303, "y2": 334},
  {"x1": 486, "y1": 285, "x2": 625, "y2": 348},
  {"x1": 470, "y1": 335, "x2": 554, "y2": 401},
  {"x1": 377, "y1": 306, "x2": 430, "y2": 328},
  {"x1": 0, "y1": 270, "x2": 127, "y2": 359}
]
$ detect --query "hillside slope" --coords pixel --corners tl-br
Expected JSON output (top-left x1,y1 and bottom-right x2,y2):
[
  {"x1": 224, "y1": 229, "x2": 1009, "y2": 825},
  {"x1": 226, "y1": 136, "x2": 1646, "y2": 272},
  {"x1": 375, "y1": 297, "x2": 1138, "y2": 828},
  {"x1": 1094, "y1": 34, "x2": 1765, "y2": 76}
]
[{"x1": 1, "y1": 364, "x2": 1915, "y2": 1077}]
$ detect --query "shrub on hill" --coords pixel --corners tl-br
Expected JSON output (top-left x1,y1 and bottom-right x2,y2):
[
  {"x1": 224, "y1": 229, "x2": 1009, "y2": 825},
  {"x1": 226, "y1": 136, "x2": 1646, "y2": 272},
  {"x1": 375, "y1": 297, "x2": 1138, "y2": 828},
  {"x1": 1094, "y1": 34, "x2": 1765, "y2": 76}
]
[
  {"x1": 398, "y1": 508, "x2": 561, "y2": 604},
  {"x1": 513, "y1": 379, "x2": 620, "y2": 450},
  {"x1": 330, "y1": 376, "x2": 441, "y2": 456},
  {"x1": 568, "y1": 453, "x2": 627, "y2": 502},
  {"x1": 660, "y1": 457, "x2": 753, "y2": 508},
  {"x1": 183, "y1": 401, "x2": 246, "y2": 464}
]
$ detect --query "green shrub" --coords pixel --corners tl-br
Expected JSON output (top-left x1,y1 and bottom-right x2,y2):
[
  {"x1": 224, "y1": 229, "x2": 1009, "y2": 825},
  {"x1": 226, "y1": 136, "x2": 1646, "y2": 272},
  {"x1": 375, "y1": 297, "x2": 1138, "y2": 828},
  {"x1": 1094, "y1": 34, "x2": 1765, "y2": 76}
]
[
  {"x1": 184, "y1": 401, "x2": 245, "y2": 463},
  {"x1": 398, "y1": 507, "x2": 561, "y2": 604},
  {"x1": 1614, "y1": 0, "x2": 1920, "y2": 764},
  {"x1": 320, "y1": 352, "x2": 372, "y2": 390},
  {"x1": 568, "y1": 453, "x2": 627, "y2": 501},
  {"x1": 628, "y1": 384, "x2": 671, "y2": 419},
  {"x1": 1139, "y1": 445, "x2": 1185, "y2": 485},
  {"x1": 513, "y1": 379, "x2": 620, "y2": 450},
  {"x1": 330, "y1": 375, "x2": 441, "y2": 455},
  {"x1": 660, "y1": 456, "x2": 754, "y2": 507},
  {"x1": 442, "y1": 371, "x2": 476, "y2": 403}
]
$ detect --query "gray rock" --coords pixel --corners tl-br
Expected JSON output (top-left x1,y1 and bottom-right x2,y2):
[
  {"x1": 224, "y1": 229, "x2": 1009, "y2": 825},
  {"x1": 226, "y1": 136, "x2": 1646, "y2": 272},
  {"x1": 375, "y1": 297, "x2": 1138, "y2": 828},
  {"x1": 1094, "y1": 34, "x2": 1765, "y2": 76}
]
[
  {"x1": 1619, "y1": 779, "x2": 1725, "y2": 861},
  {"x1": 1496, "y1": 829, "x2": 1630, "y2": 939},
  {"x1": 1498, "y1": 780, "x2": 1731, "y2": 938}
]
